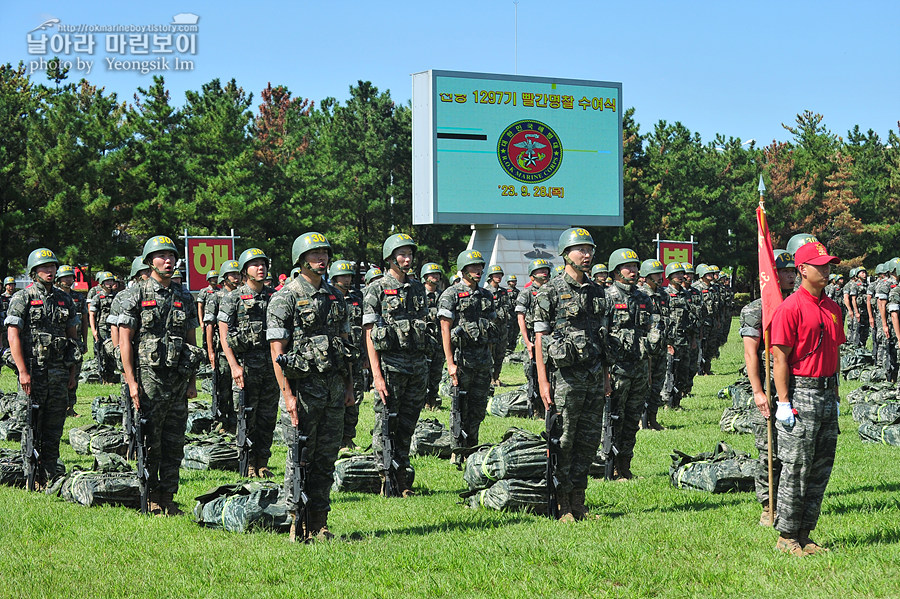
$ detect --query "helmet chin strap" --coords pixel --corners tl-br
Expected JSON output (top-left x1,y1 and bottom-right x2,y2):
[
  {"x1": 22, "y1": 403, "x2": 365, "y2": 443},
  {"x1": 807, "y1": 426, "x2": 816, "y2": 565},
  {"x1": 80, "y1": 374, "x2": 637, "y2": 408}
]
[
  {"x1": 304, "y1": 262, "x2": 327, "y2": 276},
  {"x1": 151, "y1": 265, "x2": 173, "y2": 278},
  {"x1": 462, "y1": 269, "x2": 480, "y2": 284},
  {"x1": 564, "y1": 253, "x2": 591, "y2": 272}
]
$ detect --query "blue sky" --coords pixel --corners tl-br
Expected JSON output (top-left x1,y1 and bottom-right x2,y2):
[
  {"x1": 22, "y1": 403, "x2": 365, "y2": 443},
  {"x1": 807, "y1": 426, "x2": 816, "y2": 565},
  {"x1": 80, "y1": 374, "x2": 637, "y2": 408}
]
[{"x1": 2, "y1": 0, "x2": 897, "y2": 146}]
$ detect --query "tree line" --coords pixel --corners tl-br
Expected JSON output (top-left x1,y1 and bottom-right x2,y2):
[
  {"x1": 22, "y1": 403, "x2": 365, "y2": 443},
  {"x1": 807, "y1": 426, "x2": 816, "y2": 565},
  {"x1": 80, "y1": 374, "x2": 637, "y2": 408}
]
[{"x1": 2, "y1": 62, "x2": 898, "y2": 291}]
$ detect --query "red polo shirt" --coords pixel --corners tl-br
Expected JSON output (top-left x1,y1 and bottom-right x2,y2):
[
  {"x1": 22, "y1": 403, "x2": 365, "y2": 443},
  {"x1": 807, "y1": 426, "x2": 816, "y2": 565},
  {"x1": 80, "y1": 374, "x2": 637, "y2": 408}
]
[{"x1": 770, "y1": 286, "x2": 845, "y2": 377}]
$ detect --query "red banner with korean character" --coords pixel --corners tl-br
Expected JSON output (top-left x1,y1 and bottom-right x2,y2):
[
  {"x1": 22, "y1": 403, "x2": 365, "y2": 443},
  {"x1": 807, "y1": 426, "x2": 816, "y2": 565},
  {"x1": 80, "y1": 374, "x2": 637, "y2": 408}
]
[
  {"x1": 657, "y1": 240, "x2": 694, "y2": 286},
  {"x1": 187, "y1": 237, "x2": 234, "y2": 291}
]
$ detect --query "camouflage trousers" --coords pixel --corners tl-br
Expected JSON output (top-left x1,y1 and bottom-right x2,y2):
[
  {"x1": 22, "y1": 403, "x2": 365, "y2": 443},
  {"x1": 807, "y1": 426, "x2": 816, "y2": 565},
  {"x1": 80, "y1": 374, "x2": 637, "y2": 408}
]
[
  {"x1": 214, "y1": 352, "x2": 235, "y2": 428},
  {"x1": 647, "y1": 352, "x2": 667, "y2": 411},
  {"x1": 609, "y1": 360, "x2": 650, "y2": 460},
  {"x1": 662, "y1": 344, "x2": 693, "y2": 404},
  {"x1": 491, "y1": 330, "x2": 507, "y2": 380},
  {"x1": 685, "y1": 337, "x2": 700, "y2": 392},
  {"x1": 67, "y1": 382, "x2": 78, "y2": 409},
  {"x1": 454, "y1": 362, "x2": 492, "y2": 447},
  {"x1": 879, "y1": 335, "x2": 897, "y2": 383},
  {"x1": 774, "y1": 385, "x2": 839, "y2": 535},
  {"x1": 139, "y1": 366, "x2": 189, "y2": 495},
  {"x1": 96, "y1": 334, "x2": 116, "y2": 383},
  {"x1": 551, "y1": 365, "x2": 604, "y2": 493},
  {"x1": 750, "y1": 406, "x2": 781, "y2": 506},
  {"x1": 506, "y1": 319, "x2": 519, "y2": 353},
  {"x1": 425, "y1": 350, "x2": 445, "y2": 407},
  {"x1": 232, "y1": 358, "x2": 279, "y2": 466},
  {"x1": 857, "y1": 317, "x2": 870, "y2": 348},
  {"x1": 281, "y1": 372, "x2": 346, "y2": 512},
  {"x1": 373, "y1": 363, "x2": 428, "y2": 471},
  {"x1": 20, "y1": 365, "x2": 69, "y2": 483},
  {"x1": 342, "y1": 361, "x2": 365, "y2": 443}
]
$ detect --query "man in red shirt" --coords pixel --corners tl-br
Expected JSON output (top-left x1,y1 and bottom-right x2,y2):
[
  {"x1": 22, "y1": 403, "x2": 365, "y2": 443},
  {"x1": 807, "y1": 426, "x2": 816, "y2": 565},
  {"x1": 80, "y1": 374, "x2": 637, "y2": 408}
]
[{"x1": 770, "y1": 241, "x2": 844, "y2": 556}]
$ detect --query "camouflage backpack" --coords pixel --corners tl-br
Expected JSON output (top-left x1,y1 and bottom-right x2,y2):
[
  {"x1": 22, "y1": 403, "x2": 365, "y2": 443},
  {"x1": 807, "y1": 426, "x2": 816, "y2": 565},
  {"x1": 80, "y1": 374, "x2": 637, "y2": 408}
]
[
  {"x1": 185, "y1": 401, "x2": 214, "y2": 434},
  {"x1": 851, "y1": 401, "x2": 900, "y2": 426},
  {"x1": 719, "y1": 406, "x2": 755, "y2": 434},
  {"x1": 410, "y1": 418, "x2": 453, "y2": 458},
  {"x1": 858, "y1": 422, "x2": 900, "y2": 447},
  {"x1": 193, "y1": 481, "x2": 292, "y2": 533},
  {"x1": 182, "y1": 433, "x2": 239, "y2": 471},
  {"x1": 717, "y1": 377, "x2": 755, "y2": 410},
  {"x1": 331, "y1": 454, "x2": 415, "y2": 494},
  {"x1": 669, "y1": 442, "x2": 758, "y2": 493},
  {"x1": 50, "y1": 452, "x2": 137, "y2": 508},
  {"x1": 0, "y1": 448, "x2": 25, "y2": 487},
  {"x1": 486, "y1": 385, "x2": 531, "y2": 418},
  {"x1": 68, "y1": 423, "x2": 127, "y2": 456},
  {"x1": 463, "y1": 428, "x2": 546, "y2": 491},
  {"x1": 0, "y1": 393, "x2": 25, "y2": 441},
  {"x1": 465, "y1": 477, "x2": 549, "y2": 515},
  {"x1": 91, "y1": 395, "x2": 124, "y2": 425}
]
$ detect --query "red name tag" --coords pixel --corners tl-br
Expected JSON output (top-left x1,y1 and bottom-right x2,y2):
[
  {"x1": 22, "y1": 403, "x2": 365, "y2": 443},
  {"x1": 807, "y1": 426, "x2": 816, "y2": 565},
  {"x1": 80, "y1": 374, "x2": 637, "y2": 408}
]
[
  {"x1": 701, "y1": 289, "x2": 709, "y2": 293},
  {"x1": 670, "y1": 293, "x2": 678, "y2": 297},
  {"x1": 240, "y1": 294, "x2": 253, "y2": 300},
  {"x1": 57, "y1": 301, "x2": 66, "y2": 306},
  {"x1": 351, "y1": 301, "x2": 359, "y2": 306},
  {"x1": 614, "y1": 303, "x2": 627, "y2": 309},
  {"x1": 639, "y1": 304, "x2": 646, "y2": 309},
  {"x1": 174, "y1": 301, "x2": 182, "y2": 308},
  {"x1": 141, "y1": 300, "x2": 157, "y2": 308},
  {"x1": 329, "y1": 295, "x2": 337, "y2": 300},
  {"x1": 206, "y1": 289, "x2": 215, "y2": 294},
  {"x1": 30, "y1": 300, "x2": 43, "y2": 306},
  {"x1": 458, "y1": 291, "x2": 470, "y2": 298},
  {"x1": 384, "y1": 289, "x2": 398, "y2": 296}
]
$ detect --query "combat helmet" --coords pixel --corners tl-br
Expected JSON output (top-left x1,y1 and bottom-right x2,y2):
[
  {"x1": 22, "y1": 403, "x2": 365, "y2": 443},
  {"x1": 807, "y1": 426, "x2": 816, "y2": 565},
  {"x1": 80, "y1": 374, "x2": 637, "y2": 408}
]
[
  {"x1": 529, "y1": 259, "x2": 552, "y2": 277},
  {"x1": 291, "y1": 232, "x2": 332, "y2": 267},
  {"x1": 420, "y1": 263, "x2": 442, "y2": 279},
  {"x1": 457, "y1": 249, "x2": 486, "y2": 272},
  {"x1": 3, "y1": 276, "x2": 14, "y2": 286},
  {"x1": 97, "y1": 271, "x2": 116, "y2": 285},
  {"x1": 56, "y1": 265, "x2": 75, "y2": 280},
  {"x1": 328, "y1": 260, "x2": 355, "y2": 280},
  {"x1": 639, "y1": 259, "x2": 664, "y2": 278},
  {"x1": 608, "y1": 248, "x2": 640, "y2": 273},
  {"x1": 130, "y1": 257, "x2": 150, "y2": 279},
  {"x1": 487, "y1": 264, "x2": 504, "y2": 277},
  {"x1": 554, "y1": 264, "x2": 565, "y2": 277},
  {"x1": 206, "y1": 269, "x2": 218, "y2": 281},
  {"x1": 382, "y1": 233, "x2": 417, "y2": 261},
  {"x1": 141, "y1": 235, "x2": 179, "y2": 265},
  {"x1": 664, "y1": 262, "x2": 685, "y2": 279},
  {"x1": 773, "y1": 249, "x2": 795, "y2": 270},
  {"x1": 786, "y1": 233, "x2": 819, "y2": 258},
  {"x1": 364, "y1": 267, "x2": 383, "y2": 285},
  {"x1": 238, "y1": 248, "x2": 269, "y2": 273},
  {"x1": 591, "y1": 264, "x2": 608, "y2": 277},
  {"x1": 26, "y1": 248, "x2": 59, "y2": 274},
  {"x1": 218, "y1": 260, "x2": 240, "y2": 283},
  {"x1": 558, "y1": 228, "x2": 595, "y2": 255}
]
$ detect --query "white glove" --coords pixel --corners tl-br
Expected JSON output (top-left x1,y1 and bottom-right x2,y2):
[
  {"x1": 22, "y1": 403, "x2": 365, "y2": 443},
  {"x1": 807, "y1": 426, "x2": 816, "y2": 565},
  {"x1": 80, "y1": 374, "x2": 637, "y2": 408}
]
[{"x1": 775, "y1": 402, "x2": 795, "y2": 426}]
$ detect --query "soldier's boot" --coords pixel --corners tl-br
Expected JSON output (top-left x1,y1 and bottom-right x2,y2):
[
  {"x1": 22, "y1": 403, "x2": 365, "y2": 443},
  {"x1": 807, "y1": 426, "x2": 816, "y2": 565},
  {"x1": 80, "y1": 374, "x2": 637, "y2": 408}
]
[
  {"x1": 307, "y1": 510, "x2": 335, "y2": 542},
  {"x1": 775, "y1": 533, "x2": 805, "y2": 557},
  {"x1": 570, "y1": 489, "x2": 588, "y2": 521},
  {"x1": 615, "y1": 455, "x2": 633, "y2": 481},
  {"x1": 289, "y1": 513, "x2": 307, "y2": 543},
  {"x1": 799, "y1": 528, "x2": 829, "y2": 555},
  {"x1": 703, "y1": 359, "x2": 714, "y2": 375},
  {"x1": 646, "y1": 408, "x2": 665, "y2": 431},
  {"x1": 255, "y1": 457, "x2": 274, "y2": 480},
  {"x1": 378, "y1": 472, "x2": 393, "y2": 497},
  {"x1": 758, "y1": 501, "x2": 774, "y2": 527},
  {"x1": 159, "y1": 492, "x2": 185, "y2": 516},
  {"x1": 148, "y1": 491, "x2": 164, "y2": 516},
  {"x1": 395, "y1": 469, "x2": 415, "y2": 498},
  {"x1": 247, "y1": 465, "x2": 258, "y2": 478},
  {"x1": 557, "y1": 492, "x2": 576, "y2": 523},
  {"x1": 66, "y1": 406, "x2": 79, "y2": 417}
]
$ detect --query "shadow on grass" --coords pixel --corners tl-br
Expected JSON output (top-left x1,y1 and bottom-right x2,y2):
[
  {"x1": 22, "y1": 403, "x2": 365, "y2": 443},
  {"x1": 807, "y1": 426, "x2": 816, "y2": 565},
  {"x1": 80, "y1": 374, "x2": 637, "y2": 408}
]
[
  {"x1": 829, "y1": 526, "x2": 900, "y2": 547},
  {"x1": 642, "y1": 495, "x2": 748, "y2": 514},
  {"x1": 343, "y1": 514, "x2": 536, "y2": 540},
  {"x1": 827, "y1": 481, "x2": 900, "y2": 497}
]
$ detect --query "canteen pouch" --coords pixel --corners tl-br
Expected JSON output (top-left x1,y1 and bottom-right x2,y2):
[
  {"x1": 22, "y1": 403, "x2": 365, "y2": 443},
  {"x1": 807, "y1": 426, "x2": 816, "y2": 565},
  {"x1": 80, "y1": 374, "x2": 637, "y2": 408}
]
[
  {"x1": 370, "y1": 322, "x2": 396, "y2": 352},
  {"x1": 309, "y1": 334, "x2": 334, "y2": 373},
  {"x1": 64, "y1": 338, "x2": 83, "y2": 368},
  {"x1": 165, "y1": 337, "x2": 184, "y2": 369},
  {"x1": 178, "y1": 343, "x2": 206, "y2": 377},
  {"x1": 32, "y1": 332, "x2": 52, "y2": 368},
  {"x1": 138, "y1": 338, "x2": 163, "y2": 368}
]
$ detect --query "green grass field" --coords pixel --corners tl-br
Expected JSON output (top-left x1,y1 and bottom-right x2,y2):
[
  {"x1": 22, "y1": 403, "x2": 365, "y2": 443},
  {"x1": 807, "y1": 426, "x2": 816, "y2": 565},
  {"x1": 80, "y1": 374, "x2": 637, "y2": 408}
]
[{"x1": 2, "y1": 320, "x2": 899, "y2": 598}]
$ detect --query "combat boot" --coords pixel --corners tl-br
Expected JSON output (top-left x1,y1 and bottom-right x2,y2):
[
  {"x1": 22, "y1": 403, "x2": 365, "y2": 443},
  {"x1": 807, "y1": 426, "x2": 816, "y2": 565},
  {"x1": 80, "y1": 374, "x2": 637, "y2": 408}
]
[
  {"x1": 395, "y1": 469, "x2": 415, "y2": 498},
  {"x1": 148, "y1": 490, "x2": 164, "y2": 516},
  {"x1": 799, "y1": 528, "x2": 829, "y2": 555},
  {"x1": 159, "y1": 492, "x2": 185, "y2": 516},
  {"x1": 557, "y1": 492, "x2": 575, "y2": 523},
  {"x1": 775, "y1": 534, "x2": 805, "y2": 557},
  {"x1": 289, "y1": 513, "x2": 307, "y2": 543},
  {"x1": 256, "y1": 458, "x2": 274, "y2": 480},
  {"x1": 615, "y1": 455, "x2": 633, "y2": 480},
  {"x1": 758, "y1": 502, "x2": 774, "y2": 527},
  {"x1": 247, "y1": 465, "x2": 258, "y2": 478},
  {"x1": 646, "y1": 408, "x2": 665, "y2": 431},
  {"x1": 570, "y1": 489, "x2": 588, "y2": 521},
  {"x1": 308, "y1": 510, "x2": 335, "y2": 542}
]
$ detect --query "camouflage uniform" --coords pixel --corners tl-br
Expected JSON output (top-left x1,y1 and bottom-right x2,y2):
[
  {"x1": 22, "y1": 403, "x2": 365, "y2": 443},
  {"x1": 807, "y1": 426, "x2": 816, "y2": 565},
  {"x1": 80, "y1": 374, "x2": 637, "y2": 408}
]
[
  {"x1": 196, "y1": 283, "x2": 217, "y2": 351},
  {"x1": 438, "y1": 281, "x2": 496, "y2": 446},
  {"x1": 219, "y1": 283, "x2": 279, "y2": 470},
  {"x1": 516, "y1": 284, "x2": 542, "y2": 416},
  {"x1": 738, "y1": 298, "x2": 781, "y2": 507},
  {"x1": 683, "y1": 283, "x2": 703, "y2": 392},
  {"x1": 203, "y1": 287, "x2": 235, "y2": 429},
  {"x1": 868, "y1": 280, "x2": 882, "y2": 362},
  {"x1": 874, "y1": 276, "x2": 897, "y2": 380},
  {"x1": 601, "y1": 281, "x2": 660, "y2": 469},
  {"x1": 663, "y1": 282, "x2": 697, "y2": 406},
  {"x1": 5, "y1": 283, "x2": 79, "y2": 483},
  {"x1": 505, "y1": 284, "x2": 520, "y2": 352},
  {"x1": 342, "y1": 288, "x2": 365, "y2": 445},
  {"x1": 363, "y1": 272, "x2": 430, "y2": 474},
  {"x1": 888, "y1": 283, "x2": 900, "y2": 376},
  {"x1": 638, "y1": 281, "x2": 669, "y2": 416},
  {"x1": 846, "y1": 278, "x2": 868, "y2": 347},
  {"x1": 424, "y1": 286, "x2": 445, "y2": 409},
  {"x1": 533, "y1": 272, "x2": 607, "y2": 494},
  {"x1": 90, "y1": 287, "x2": 118, "y2": 382},
  {"x1": 267, "y1": 275, "x2": 350, "y2": 514},
  {"x1": 692, "y1": 278, "x2": 716, "y2": 373},
  {"x1": 62, "y1": 287, "x2": 88, "y2": 410},
  {"x1": 486, "y1": 283, "x2": 511, "y2": 382},
  {"x1": 119, "y1": 277, "x2": 199, "y2": 495}
]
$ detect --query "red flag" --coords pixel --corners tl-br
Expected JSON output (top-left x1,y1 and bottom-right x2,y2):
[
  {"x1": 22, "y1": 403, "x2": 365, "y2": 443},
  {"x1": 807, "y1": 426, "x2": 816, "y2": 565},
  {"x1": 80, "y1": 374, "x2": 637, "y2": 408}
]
[{"x1": 756, "y1": 206, "x2": 783, "y2": 331}]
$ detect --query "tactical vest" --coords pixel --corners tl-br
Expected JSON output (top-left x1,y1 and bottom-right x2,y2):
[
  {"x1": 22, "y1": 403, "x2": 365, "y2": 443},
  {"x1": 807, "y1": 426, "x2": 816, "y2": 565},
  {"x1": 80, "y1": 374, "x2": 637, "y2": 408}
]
[
  {"x1": 226, "y1": 285, "x2": 274, "y2": 355},
  {"x1": 345, "y1": 289, "x2": 364, "y2": 349},
  {"x1": 133, "y1": 279, "x2": 196, "y2": 374},
  {"x1": 369, "y1": 277, "x2": 429, "y2": 354},
  {"x1": 20, "y1": 285, "x2": 76, "y2": 368},
  {"x1": 446, "y1": 283, "x2": 497, "y2": 351},
  {"x1": 605, "y1": 282, "x2": 655, "y2": 363},
  {"x1": 95, "y1": 291, "x2": 117, "y2": 338},
  {"x1": 665, "y1": 285, "x2": 696, "y2": 343},
  {"x1": 488, "y1": 286, "x2": 510, "y2": 322},
  {"x1": 541, "y1": 276, "x2": 605, "y2": 369}
]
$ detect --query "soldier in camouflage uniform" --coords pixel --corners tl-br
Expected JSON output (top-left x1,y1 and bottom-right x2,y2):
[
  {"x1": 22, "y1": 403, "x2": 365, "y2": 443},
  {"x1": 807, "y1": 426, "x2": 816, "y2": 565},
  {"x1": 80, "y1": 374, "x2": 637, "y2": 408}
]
[
  {"x1": 363, "y1": 233, "x2": 430, "y2": 497},
  {"x1": 516, "y1": 259, "x2": 552, "y2": 418},
  {"x1": 831, "y1": 274, "x2": 845, "y2": 320},
  {"x1": 868, "y1": 264, "x2": 884, "y2": 364},
  {"x1": 637, "y1": 259, "x2": 669, "y2": 430},
  {"x1": 438, "y1": 249, "x2": 497, "y2": 460},
  {"x1": 875, "y1": 259, "x2": 899, "y2": 381},
  {"x1": 421, "y1": 262, "x2": 445, "y2": 411},
  {"x1": 219, "y1": 248, "x2": 279, "y2": 478},
  {"x1": 681, "y1": 264, "x2": 702, "y2": 394},
  {"x1": 204, "y1": 260, "x2": 240, "y2": 432},
  {"x1": 1, "y1": 276, "x2": 15, "y2": 357},
  {"x1": 740, "y1": 249, "x2": 795, "y2": 527},
  {"x1": 90, "y1": 271, "x2": 118, "y2": 383},
  {"x1": 600, "y1": 248, "x2": 662, "y2": 480},
  {"x1": 6, "y1": 248, "x2": 80, "y2": 489},
  {"x1": 120, "y1": 235, "x2": 202, "y2": 516},
  {"x1": 591, "y1": 263, "x2": 608, "y2": 287},
  {"x1": 328, "y1": 259, "x2": 365, "y2": 450},
  {"x1": 533, "y1": 228, "x2": 608, "y2": 521},
  {"x1": 887, "y1": 262, "x2": 900, "y2": 379},
  {"x1": 692, "y1": 265, "x2": 718, "y2": 375},
  {"x1": 844, "y1": 267, "x2": 868, "y2": 347},
  {"x1": 662, "y1": 263, "x2": 697, "y2": 410},
  {"x1": 770, "y1": 241, "x2": 843, "y2": 556},
  {"x1": 196, "y1": 269, "x2": 219, "y2": 351},
  {"x1": 56, "y1": 265, "x2": 88, "y2": 417},
  {"x1": 506, "y1": 274, "x2": 520, "y2": 352},
  {"x1": 269, "y1": 232, "x2": 354, "y2": 541},
  {"x1": 484, "y1": 265, "x2": 511, "y2": 387}
]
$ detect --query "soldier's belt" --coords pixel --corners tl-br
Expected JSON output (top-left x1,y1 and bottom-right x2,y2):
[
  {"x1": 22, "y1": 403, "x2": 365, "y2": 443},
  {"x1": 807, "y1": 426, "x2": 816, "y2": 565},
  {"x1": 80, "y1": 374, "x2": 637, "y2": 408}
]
[{"x1": 789, "y1": 374, "x2": 838, "y2": 390}]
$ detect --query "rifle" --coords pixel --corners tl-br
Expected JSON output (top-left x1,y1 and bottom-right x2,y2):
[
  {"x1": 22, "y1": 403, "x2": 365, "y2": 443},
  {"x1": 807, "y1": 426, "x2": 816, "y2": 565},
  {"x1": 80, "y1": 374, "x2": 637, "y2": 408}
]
[
  {"x1": 450, "y1": 384, "x2": 468, "y2": 450},
  {"x1": 237, "y1": 379, "x2": 253, "y2": 477},
  {"x1": 602, "y1": 392, "x2": 619, "y2": 481},
  {"x1": 131, "y1": 365, "x2": 149, "y2": 514},
  {"x1": 22, "y1": 357, "x2": 40, "y2": 492},
  {"x1": 663, "y1": 353, "x2": 678, "y2": 398},
  {"x1": 122, "y1": 382, "x2": 135, "y2": 459},
  {"x1": 697, "y1": 330, "x2": 705, "y2": 376},
  {"x1": 526, "y1": 348, "x2": 538, "y2": 419},
  {"x1": 641, "y1": 355, "x2": 651, "y2": 430},
  {"x1": 380, "y1": 410, "x2": 400, "y2": 497},
  {"x1": 210, "y1": 361, "x2": 220, "y2": 423},
  {"x1": 543, "y1": 404, "x2": 562, "y2": 519},
  {"x1": 288, "y1": 418, "x2": 310, "y2": 542}
]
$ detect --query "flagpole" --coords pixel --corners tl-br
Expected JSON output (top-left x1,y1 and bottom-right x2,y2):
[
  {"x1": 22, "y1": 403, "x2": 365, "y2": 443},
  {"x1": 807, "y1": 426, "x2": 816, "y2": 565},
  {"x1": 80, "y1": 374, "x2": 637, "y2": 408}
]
[{"x1": 758, "y1": 175, "x2": 776, "y2": 525}]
